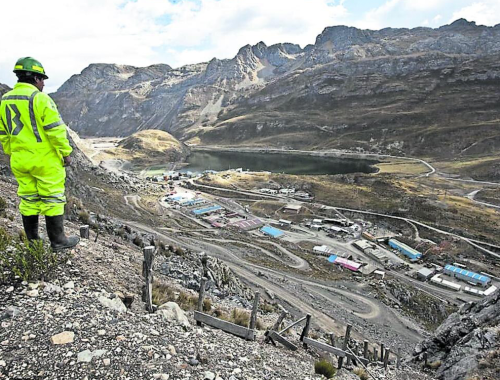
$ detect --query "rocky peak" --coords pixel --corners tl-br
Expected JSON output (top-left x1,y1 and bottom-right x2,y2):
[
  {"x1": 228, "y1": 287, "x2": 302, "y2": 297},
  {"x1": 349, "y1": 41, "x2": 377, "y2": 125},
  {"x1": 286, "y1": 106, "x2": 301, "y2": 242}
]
[
  {"x1": 315, "y1": 25, "x2": 373, "y2": 50},
  {"x1": 439, "y1": 18, "x2": 479, "y2": 32},
  {"x1": 52, "y1": 19, "x2": 500, "y2": 157}
]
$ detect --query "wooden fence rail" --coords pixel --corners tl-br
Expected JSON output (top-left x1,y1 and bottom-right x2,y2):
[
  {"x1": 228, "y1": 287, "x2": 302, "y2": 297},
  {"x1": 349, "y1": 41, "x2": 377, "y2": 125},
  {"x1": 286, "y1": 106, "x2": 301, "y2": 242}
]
[{"x1": 194, "y1": 311, "x2": 256, "y2": 340}]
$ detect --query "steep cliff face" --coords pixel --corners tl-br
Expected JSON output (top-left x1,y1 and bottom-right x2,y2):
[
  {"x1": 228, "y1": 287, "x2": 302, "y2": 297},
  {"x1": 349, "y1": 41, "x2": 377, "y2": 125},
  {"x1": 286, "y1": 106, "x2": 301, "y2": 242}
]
[
  {"x1": 53, "y1": 19, "x2": 500, "y2": 160},
  {"x1": 413, "y1": 290, "x2": 500, "y2": 380}
]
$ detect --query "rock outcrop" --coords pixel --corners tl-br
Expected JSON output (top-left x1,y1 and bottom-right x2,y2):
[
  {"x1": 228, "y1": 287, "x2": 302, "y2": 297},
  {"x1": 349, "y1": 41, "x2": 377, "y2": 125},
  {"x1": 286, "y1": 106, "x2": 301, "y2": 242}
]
[
  {"x1": 0, "y1": 83, "x2": 10, "y2": 96},
  {"x1": 52, "y1": 19, "x2": 500, "y2": 162},
  {"x1": 413, "y1": 290, "x2": 500, "y2": 380}
]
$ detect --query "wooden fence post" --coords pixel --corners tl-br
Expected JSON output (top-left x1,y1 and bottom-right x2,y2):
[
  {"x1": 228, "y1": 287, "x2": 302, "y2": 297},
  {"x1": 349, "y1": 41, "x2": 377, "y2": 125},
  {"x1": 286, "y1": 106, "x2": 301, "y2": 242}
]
[
  {"x1": 384, "y1": 349, "x2": 390, "y2": 370},
  {"x1": 338, "y1": 324, "x2": 352, "y2": 369},
  {"x1": 142, "y1": 246, "x2": 155, "y2": 313},
  {"x1": 329, "y1": 333, "x2": 336, "y2": 347},
  {"x1": 197, "y1": 277, "x2": 207, "y2": 326},
  {"x1": 200, "y1": 254, "x2": 209, "y2": 277},
  {"x1": 374, "y1": 348, "x2": 378, "y2": 363},
  {"x1": 397, "y1": 348, "x2": 401, "y2": 369},
  {"x1": 265, "y1": 308, "x2": 287, "y2": 344},
  {"x1": 346, "y1": 325, "x2": 353, "y2": 366},
  {"x1": 300, "y1": 314, "x2": 311, "y2": 347},
  {"x1": 80, "y1": 225, "x2": 89, "y2": 239},
  {"x1": 380, "y1": 343, "x2": 385, "y2": 362},
  {"x1": 249, "y1": 291, "x2": 260, "y2": 331},
  {"x1": 364, "y1": 340, "x2": 369, "y2": 361},
  {"x1": 272, "y1": 309, "x2": 287, "y2": 331}
]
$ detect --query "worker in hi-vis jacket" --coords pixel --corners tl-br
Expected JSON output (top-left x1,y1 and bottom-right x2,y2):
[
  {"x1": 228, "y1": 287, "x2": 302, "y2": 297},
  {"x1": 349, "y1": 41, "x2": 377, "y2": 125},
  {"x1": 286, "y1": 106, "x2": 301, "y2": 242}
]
[{"x1": 0, "y1": 57, "x2": 79, "y2": 251}]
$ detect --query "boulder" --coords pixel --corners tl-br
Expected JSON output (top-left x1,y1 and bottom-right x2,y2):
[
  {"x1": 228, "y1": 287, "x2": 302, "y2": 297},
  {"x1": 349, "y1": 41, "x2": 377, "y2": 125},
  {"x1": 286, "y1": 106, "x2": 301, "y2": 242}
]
[
  {"x1": 98, "y1": 296, "x2": 127, "y2": 313},
  {"x1": 157, "y1": 302, "x2": 190, "y2": 327},
  {"x1": 50, "y1": 331, "x2": 75, "y2": 345}
]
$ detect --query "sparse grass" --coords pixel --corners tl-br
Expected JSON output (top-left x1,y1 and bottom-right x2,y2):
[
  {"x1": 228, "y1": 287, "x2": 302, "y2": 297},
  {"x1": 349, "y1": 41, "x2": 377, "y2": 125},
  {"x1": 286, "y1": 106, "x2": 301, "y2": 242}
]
[
  {"x1": 152, "y1": 281, "x2": 213, "y2": 311},
  {"x1": 177, "y1": 291, "x2": 198, "y2": 310},
  {"x1": 426, "y1": 360, "x2": 442, "y2": 370},
  {"x1": 231, "y1": 308, "x2": 250, "y2": 327},
  {"x1": 260, "y1": 301, "x2": 276, "y2": 314},
  {"x1": 203, "y1": 298, "x2": 212, "y2": 312},
  {"x1": 0, "y1": 196, "x2": 6, "y2": 216},
  {"x1": 314, "y1": 359, "x2": 336, "y2": 378},
  {"x1": 152, "y1": 282, "x2": 176, "y2": 306},
  {"x1": 375, "y1": 160, "x2": 429, "y2": 175},
  {"x1": 353, "y1": 368, "x2": 369, "y2": 380},
  {"x1": 0, "y1": 228, "x2": 71, "y2": 284},
  {"x1": 310, "y1": 331, "x2": 320, "y2": 340},
  {"x1": 210, "y1": 307, "x2": 265, "y2": 330}
]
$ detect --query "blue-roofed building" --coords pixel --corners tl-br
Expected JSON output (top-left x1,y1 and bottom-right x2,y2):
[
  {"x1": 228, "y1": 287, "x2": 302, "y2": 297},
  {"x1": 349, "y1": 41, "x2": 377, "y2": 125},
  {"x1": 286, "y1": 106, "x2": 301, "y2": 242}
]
[
  {"x1": 192, "y1": 205, "x2": 222, "y2": 215},
  {"x1": 388, "y1": 239, "x2": 422, "y2": 261},
  {"x1": 328, "y1": 255, "x2": 338, "y2": 263},
  {"x1": 443, "y1": 264, "x2": 491, "y2": 287},
  {"x1": 168, "y1": 195, "x2": 184, "y2": 202},
  {"x1": 260, "y1": 226, "x2": 284, "y2": 238},
  {"x1": 181, "y1": 198, "x2": 206, "y2": 207}
]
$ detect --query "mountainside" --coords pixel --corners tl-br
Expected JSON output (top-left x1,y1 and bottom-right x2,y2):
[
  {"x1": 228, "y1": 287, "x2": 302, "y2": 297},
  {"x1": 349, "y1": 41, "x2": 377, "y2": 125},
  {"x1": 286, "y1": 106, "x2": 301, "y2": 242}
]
[
  {"x1": 0, "y1": 83, "x2": 10, "y2": 96},
  {"x1": 53, "y1": 19, "x2": 500, "y2": 160},
  {"x1": 412, "y1": 291, "x2": 500, "y2": 380}
]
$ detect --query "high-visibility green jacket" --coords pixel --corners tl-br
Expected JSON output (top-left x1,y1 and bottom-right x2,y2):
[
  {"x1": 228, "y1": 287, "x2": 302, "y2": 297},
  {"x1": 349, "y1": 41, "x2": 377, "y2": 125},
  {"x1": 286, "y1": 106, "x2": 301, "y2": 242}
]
[{"x1": 0, "y1": 83, "x2": 72, "y2": 159}]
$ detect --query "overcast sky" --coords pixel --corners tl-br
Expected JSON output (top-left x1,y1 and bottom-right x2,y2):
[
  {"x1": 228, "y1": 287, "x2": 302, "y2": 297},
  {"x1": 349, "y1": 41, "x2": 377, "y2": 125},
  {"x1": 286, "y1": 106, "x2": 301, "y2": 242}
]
[{"x1": 1, "y1": 0, "x2": 500, "y2": 93}]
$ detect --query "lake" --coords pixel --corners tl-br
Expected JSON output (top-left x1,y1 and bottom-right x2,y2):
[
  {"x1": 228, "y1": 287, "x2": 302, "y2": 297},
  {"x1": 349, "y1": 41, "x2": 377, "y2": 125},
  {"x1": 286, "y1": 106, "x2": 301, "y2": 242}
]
[{"x1": 179, "y1": 151, "x2": 377, "y2": 175}]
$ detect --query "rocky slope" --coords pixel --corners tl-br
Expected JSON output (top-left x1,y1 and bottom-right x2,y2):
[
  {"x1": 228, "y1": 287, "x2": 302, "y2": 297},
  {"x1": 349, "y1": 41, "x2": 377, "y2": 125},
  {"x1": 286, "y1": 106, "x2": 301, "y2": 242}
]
[
  {"x1": 0, "y1": 164, "x2": 433, "y2": 380},
  {"x1": 53, "y1": 19, "x2": 500, "y2": 162},
  {"x1": 412, "y1": 291, "x2": 500, "y2": 380},
  {"x1": 0, "y1": 84, "x2": 10, "y2": 96}
]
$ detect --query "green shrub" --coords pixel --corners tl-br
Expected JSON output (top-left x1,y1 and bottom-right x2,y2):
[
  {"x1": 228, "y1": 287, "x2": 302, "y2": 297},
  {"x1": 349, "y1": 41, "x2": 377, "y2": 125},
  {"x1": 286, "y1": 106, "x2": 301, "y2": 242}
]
[
  {"x1": 314, "y1": 359, "x2": 336, "y2": 379},
  {"x1": 0, "y1": 228, "x2": 9, "y2": 252},
  {"x1": 78, "y1": 210, "x2": 91, "y2": 224},
  {"x1": 0, "y1": 229, "x2": 71, "y2": 283}
]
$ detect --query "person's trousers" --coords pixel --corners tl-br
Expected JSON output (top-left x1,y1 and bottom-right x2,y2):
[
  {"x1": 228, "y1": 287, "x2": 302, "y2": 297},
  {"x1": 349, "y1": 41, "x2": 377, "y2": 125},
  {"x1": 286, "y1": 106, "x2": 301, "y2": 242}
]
[{"x1": 10, "y1": 149, "x2": 66, "y2": 216}]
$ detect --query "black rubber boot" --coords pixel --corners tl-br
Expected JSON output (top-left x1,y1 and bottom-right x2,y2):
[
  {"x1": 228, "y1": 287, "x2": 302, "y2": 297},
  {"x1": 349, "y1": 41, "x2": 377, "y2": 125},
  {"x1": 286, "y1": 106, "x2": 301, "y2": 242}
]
[
  {"x1": 45, "y1": 215, "x2": 80, "y2": 251},
  {"x1": 22, "y1": 215, "x2": 40, "y2": 241}
]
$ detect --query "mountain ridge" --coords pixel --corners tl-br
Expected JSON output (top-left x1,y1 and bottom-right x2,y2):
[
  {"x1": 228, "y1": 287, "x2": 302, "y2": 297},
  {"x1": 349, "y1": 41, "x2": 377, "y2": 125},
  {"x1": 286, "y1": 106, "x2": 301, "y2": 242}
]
[{"x1": 50, "y1": 19, "x2": 500, "y2": 165}]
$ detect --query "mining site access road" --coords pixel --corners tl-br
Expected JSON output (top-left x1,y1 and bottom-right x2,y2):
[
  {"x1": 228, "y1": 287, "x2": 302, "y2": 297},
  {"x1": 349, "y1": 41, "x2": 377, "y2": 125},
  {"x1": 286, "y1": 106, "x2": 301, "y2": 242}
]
[{"x1": 124, "y1": 219, "x2": 423, "y2": 352}]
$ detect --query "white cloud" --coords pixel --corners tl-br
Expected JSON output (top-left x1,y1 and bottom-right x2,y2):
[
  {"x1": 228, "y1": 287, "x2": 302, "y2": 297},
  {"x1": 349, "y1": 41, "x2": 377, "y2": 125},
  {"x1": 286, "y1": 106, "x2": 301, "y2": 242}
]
[
  {"x1": 401, "y1": 0, "x2": 452, "y2": 12},
  {"x1": 0, "y1": 0, "x2": 347, "y2": 92},
  {"x1": 1, "y1": 0, "x2": 500, "y2": 93},
  {"x1": 352, "y1": 0, "x2": 401, "y2": 30},
  {"x1": 450, "y1": 1, "x2": 500, "y2": 26}
]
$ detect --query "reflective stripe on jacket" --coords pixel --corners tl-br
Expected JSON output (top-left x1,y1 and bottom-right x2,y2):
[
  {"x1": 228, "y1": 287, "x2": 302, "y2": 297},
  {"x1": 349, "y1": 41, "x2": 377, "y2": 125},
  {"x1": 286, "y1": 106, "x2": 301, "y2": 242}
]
[{"x1": 0, "y1": 82, "x2": 72, "y2": 158}]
